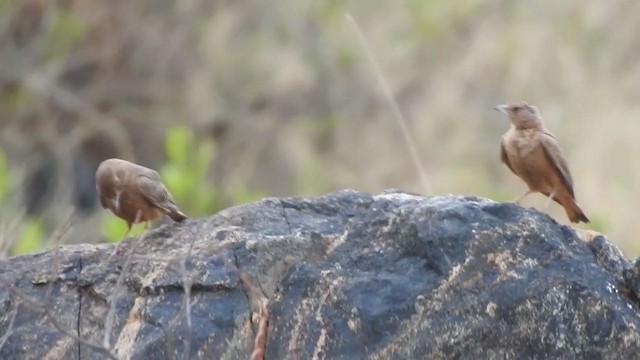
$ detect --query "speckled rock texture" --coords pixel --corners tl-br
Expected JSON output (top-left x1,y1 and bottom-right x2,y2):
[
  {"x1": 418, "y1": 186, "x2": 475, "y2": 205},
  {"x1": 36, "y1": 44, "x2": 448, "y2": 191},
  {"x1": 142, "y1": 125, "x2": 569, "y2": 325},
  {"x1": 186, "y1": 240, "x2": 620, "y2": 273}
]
[{"x1": 1, "y1": 189, "x2": 640, "y2": 359}]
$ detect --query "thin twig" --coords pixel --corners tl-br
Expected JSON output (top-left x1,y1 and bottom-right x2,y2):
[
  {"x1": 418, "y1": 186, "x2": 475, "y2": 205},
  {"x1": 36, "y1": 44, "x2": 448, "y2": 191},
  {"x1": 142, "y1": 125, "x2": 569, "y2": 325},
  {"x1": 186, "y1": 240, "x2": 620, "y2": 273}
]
[
  {"x1": 44, "y1": 215, "x2": 74, "y2": 305},
  {"x1": 152, "y1": 235, "x2": 197, "y2": 359},
  {"x1": 229, "y1": 239, "x2": 271, "y2": 359},
  {"x1": 103, "y1": 216, "x2": 145, "y2": 350},
  {"x1": 22, "y1": 67, "x2": 136, "y2": 161},
  {"x1": 133, "y1": 238, "x2": 234, "y2": 264},
  {"x1": 179, "y1": 236, "x2": 195, "y2": 360},
  {"x1": 170, "y1": 238, "x2": 195, "y2": 359},
  {"x1": 132, "y1": 254, "x2": 182, "y2": 263},
  {"x1": 10, "y1": 287, "x2": 119, "y2": 360},
  {"x1": 250, "y1": 299, "x2": 270, "y2": 360},
  {"x1": 0, "y1": 210, "x2": 26, "y2": 257},
  {"x1": 345, "y1": 13, "x2": 432, "y2": 194},
  {"x1": 0, "y1": 298, "x2": 18, "y2": 351}
]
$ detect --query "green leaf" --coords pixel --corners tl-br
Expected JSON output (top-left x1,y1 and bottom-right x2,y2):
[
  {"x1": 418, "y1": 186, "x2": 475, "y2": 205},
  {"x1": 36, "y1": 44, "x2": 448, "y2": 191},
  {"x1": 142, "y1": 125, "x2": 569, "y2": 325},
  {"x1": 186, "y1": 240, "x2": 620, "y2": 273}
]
[
  {"x1": 192, "y1": 187, "x2": 217, "y2": 215},
  {"x1": 586, "y1": 214, "x2": 609, "y2": 234},
  {"x1": 230, "y1": 187, "x2": 265, "y2": 205},
  {"x1": 0, "y1": 149, "x2": 8, "y2": 202},
  {"x1": 44, "y1": 10, "x2": 87, "y2": 59},
  {"x1": 12, "y1": 218, "x2": 44, "y2": 255},
  {"x1": 165, "y1": 126, "x2": 193, "y2": 167},
  {"x1": 102, "y1": 215, "x2": 143, "y2": 243},
  {"x1": 161, "y1": 163, "x2": 189, "y2": 202},
  {"x1": 196, "y1": 139, "x2": 215, "y2": 176}
]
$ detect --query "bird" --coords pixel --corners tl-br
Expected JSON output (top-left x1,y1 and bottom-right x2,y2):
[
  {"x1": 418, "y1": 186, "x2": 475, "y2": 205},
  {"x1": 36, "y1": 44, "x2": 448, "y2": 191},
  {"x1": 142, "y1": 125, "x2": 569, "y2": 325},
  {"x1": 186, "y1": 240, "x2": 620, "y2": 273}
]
[
  {"x1": 494, "y1": 102, "x2": 589, "y2": 223},
  {"x1": 95, "y1": 158, "x2": 187, "y2": 238}
]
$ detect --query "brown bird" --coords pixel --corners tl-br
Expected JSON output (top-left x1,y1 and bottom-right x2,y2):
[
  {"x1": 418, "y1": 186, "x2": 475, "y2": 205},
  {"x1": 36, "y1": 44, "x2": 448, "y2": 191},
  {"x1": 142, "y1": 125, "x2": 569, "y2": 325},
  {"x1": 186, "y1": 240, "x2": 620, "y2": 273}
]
[
  {"x1": 494, "y1": 103, "x2": 589, "y2": 223},
  {"x1": 96, "y1": 158, "x2": 187, "y2": 237}
]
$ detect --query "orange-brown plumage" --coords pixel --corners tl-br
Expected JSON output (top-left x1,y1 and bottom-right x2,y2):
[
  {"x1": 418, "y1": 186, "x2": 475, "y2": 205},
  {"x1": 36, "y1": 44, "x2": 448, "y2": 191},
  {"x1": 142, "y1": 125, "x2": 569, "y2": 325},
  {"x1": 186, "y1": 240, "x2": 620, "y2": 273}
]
[
  {"x1": 96, "y1": 158, "x2": 187, "y2": 233},
  {"x1": 494, "y1": 103, "x2": 589, "y2": 224}
]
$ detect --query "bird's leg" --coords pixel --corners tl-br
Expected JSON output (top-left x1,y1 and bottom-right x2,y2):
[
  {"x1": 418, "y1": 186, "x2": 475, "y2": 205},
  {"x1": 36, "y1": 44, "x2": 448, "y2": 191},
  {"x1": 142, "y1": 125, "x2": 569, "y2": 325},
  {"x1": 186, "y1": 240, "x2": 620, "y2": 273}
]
[
  {"x1": 513, "y1": 190, "x2": 533, "y2": 205},
  {"x1": 121, "y1": 223, "x2": 132, "y2": 241},
  {"x1": 543, "y1": 190, "x2": 557, "y2": 210},
  {"x1": 134, "y1": 210, "x2": 142, "y2": 225},
  {"x1": 115, "y1": 211, "x2": 143, "y2": 256},
  {"x1": 144, "y1": 221, "x2": 150, "y2": 230},
  {"x1": 121, "y1": 211, "x2": 142, "y2": 241}
]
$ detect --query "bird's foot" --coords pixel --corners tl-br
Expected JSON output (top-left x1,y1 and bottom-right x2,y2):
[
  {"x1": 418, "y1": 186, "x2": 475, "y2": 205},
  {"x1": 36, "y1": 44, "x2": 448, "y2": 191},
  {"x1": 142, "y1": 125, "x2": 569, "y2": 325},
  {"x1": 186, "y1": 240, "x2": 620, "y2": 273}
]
[
  {"x1": 512, "y1": 190, "x2": 533, "y2": 205},
  {"x1": 543, "y1": 191, "x2": 556, "y2": 210}
]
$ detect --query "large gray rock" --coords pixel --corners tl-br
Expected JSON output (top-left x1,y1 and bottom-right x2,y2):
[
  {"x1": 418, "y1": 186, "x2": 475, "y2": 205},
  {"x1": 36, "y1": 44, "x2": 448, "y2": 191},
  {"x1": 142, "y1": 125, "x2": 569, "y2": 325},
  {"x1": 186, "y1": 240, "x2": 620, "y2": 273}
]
[{"x1": 1, "y1": 189, "x2": 639, "y2": 359}]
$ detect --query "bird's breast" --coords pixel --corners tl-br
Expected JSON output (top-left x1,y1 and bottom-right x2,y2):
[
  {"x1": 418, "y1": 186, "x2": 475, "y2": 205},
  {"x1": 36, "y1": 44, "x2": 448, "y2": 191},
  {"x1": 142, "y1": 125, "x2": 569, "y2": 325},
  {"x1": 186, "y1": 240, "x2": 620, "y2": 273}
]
[
  {"x1": 505, "y1": 129, "x2": 539, "y2": 157},
  {"x1": 111, "y1": 191, "x2": 121, "y2": 212}
]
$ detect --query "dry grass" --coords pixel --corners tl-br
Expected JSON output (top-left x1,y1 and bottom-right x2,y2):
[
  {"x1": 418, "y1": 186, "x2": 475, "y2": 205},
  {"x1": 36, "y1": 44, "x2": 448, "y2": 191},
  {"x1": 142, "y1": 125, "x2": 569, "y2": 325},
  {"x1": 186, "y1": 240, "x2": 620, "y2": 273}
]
[{"x1": 0, "y1": 0, "x2": 639, "y2": 255}]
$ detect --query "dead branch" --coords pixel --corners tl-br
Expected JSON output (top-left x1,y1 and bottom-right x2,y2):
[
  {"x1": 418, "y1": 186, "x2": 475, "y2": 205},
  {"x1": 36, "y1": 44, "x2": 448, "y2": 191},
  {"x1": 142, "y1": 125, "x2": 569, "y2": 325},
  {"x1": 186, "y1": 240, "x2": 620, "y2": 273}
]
[
  {"x1": 102, "y1": 228, "x2": 146, "y2": 350},
  {"x1": 10, "y1": 286, "x2": 119, "y2": 360},
  {"x1": 0, "y1": 209, "x2": 27, "y2": 258},
  {"x1": 250, "y1": 299, "x2": 270, "y2": 360},
  {"x1": 44, "y1": 214, "x2": 74, "y2": 305},
  {"x1": 178, "y1": 236, "x2": 195, "y2": 360},
  {"x1": 0, "y1": 298, "x2": 18, "y2": 352}
]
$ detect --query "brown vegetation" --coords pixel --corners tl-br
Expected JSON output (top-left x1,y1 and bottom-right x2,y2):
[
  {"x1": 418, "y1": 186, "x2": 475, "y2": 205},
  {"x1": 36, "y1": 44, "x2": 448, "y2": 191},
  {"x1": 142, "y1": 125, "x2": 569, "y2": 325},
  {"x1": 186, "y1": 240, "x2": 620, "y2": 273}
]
[{"x1": 0, "y1": 1, "x2": 639, "y2": 254}]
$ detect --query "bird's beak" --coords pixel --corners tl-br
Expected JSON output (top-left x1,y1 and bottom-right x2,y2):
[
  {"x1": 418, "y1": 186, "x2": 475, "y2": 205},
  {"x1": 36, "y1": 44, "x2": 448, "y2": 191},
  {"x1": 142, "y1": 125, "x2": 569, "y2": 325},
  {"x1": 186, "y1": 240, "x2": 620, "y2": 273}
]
[{"x1": 493, "y1": 104, "x2": 509, "y2": 116}]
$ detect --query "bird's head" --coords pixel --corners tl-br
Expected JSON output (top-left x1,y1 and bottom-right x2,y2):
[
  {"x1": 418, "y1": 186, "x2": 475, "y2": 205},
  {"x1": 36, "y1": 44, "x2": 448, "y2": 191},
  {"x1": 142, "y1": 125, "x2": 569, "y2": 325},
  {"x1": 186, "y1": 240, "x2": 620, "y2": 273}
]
[{"x1": 494, "y1": 102, "x2": 543, "y2": 129}]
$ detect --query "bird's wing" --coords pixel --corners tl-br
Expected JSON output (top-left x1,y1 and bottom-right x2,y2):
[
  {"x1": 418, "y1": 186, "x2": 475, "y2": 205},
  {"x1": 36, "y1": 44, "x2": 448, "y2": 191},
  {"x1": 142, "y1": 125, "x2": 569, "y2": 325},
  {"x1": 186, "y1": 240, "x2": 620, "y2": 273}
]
[
  {"x1": 97, "y1": 188, "x2": 109, "y2": 209},
  {"x1": 135, "y1": 174, "x2": 178, "y2": 212},
  {"x1": 540, "y1": 130, "x2": 575, "y2": 197},
  {"x1": 95, "y1": 177, "x2": 111, "y2": 209},
  {"x1": 500, "y1": 136, "x2": 516, "y2": 174}
]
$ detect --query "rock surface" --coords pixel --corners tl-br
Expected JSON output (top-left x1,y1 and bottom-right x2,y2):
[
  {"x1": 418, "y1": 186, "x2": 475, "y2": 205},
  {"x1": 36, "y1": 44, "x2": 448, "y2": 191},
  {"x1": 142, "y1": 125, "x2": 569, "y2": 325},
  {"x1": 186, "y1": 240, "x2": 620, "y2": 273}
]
[{"x1": 1, "y1": 189, "x2": 640, "y2": 359}]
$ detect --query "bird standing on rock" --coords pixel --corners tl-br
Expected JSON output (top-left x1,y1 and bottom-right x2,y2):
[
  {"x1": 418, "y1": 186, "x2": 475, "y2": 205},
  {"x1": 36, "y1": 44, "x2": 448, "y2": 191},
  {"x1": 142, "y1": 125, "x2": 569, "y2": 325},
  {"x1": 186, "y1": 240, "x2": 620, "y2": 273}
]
[
  {"x1": 96, "y1": 158, "x2": 187, "y2": 238},
  {"x1": 494, "y1": 103, "x2": 589, "y2": 223}
]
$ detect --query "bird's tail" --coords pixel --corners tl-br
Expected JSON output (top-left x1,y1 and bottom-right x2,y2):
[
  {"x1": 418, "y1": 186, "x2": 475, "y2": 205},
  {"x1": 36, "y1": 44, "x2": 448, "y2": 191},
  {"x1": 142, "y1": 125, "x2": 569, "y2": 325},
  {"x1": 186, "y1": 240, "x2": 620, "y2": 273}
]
[
  {"x1": 562, "y1": 197, "x2": 589, "y2": 224},
  {"x1": 166, "y1": 207, "x2": 188, "y2": 222}
]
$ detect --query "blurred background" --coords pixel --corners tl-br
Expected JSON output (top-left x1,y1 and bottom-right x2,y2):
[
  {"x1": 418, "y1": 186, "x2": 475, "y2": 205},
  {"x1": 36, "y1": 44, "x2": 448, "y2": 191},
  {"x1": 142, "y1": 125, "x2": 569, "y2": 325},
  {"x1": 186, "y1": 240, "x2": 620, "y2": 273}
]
[{"x1": 0, "y1": 0, "x2": 637, "y2": 256}]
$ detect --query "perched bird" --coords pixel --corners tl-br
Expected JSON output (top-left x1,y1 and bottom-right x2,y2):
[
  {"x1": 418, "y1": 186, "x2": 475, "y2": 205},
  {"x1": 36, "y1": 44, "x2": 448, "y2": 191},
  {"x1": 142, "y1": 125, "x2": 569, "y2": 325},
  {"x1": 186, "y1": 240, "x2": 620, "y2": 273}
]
[
  {"x1": 96, "y1": 158, "x2": 187, "y2": 237},
  {"x1": 494, "y1": 103, "x2": 589, "y2": 223}
]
